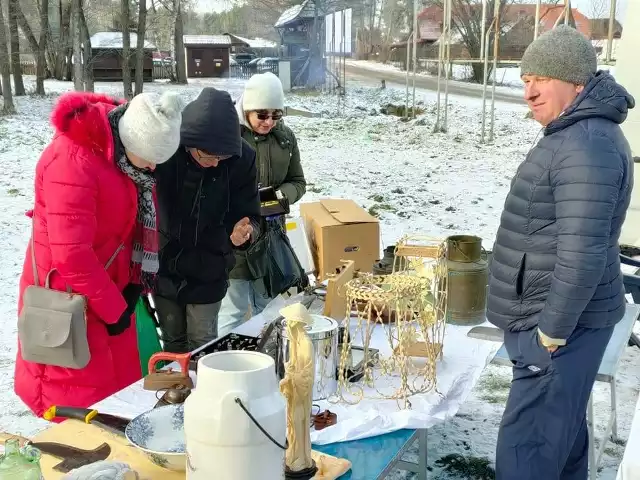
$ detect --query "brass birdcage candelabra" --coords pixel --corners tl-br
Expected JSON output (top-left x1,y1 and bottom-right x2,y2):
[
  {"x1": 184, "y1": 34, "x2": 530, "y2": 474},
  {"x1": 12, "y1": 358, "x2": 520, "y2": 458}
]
[{"x1": 332, "y1": 235, "x2": 447, "y2": 409}]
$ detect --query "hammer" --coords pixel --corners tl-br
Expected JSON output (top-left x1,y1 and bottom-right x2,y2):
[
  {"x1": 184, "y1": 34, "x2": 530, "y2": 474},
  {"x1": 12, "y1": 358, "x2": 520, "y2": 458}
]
[{"x1": 0, "y1": 433, "x2": 111, "y2": 473}]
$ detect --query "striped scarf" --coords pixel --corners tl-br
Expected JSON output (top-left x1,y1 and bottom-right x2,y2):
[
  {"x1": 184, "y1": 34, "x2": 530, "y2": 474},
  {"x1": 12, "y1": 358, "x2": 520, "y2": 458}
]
[{"x1": 108, "y1": 105, "x2": 159, "y2": 293}]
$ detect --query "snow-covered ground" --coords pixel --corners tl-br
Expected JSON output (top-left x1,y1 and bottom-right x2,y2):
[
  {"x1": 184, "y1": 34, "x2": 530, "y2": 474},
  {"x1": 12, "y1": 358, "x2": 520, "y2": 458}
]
[
  {"x1": 346, "y1": 58, "x2": 618, "y2": 90},
  {"x1": 0, "y1": 76, "x2": 638, "y2": 479}
]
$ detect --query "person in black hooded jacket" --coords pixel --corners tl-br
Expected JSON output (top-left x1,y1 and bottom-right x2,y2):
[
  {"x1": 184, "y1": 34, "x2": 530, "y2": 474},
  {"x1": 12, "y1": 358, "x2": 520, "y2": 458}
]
[{"x1": 153, "y1": 88, "x2": 261, "y2": 353}]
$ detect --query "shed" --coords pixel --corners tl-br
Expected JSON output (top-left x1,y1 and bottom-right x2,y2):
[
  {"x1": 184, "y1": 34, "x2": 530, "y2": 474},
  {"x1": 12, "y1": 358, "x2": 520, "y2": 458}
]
[
  {"x1": 90, "y1": 32, "x2": 155, "y2": 82},
  {"x1": 183, "y1": 35, "x2": 232, "y2": 78},
  {"x1": 224, "y1": 33, "x2": 279, "y2": 57}
]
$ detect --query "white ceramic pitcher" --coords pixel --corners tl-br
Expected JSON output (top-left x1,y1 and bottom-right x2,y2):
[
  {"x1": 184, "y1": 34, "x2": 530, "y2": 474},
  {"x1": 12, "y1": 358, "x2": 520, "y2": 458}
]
[{"x1": 184, "y1": 351, "x2": 286, "y2": 479}]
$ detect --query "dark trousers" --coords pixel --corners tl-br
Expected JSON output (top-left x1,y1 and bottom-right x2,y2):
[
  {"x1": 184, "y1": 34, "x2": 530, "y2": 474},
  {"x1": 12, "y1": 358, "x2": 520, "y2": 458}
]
[
  {"x1": 154, "y1": 295, "x2": 221, "y2": 353},
  {"x1": 496, "y1": 325, "x2": 614, "y2": 480}
]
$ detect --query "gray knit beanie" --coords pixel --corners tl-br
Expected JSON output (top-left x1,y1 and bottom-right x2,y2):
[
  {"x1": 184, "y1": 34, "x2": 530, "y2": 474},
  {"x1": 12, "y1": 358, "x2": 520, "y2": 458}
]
[
  {"x1": 119, "y1": 91, "x2": 183, "y2": 165},
  {"x1": 520, "y1": 25, "x2": 597, "y2": 85}
]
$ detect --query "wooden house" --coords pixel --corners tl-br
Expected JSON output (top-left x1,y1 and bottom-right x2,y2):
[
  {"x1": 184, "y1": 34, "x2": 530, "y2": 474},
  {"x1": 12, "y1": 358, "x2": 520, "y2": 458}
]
[{"x1": 89, "y1": 32, "x2": 154, "y2": 82}]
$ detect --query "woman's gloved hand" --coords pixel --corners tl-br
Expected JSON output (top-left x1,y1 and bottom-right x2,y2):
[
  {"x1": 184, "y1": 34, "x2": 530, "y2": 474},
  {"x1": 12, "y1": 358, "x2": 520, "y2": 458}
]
[
  {"x1": 122, "y1": 283, "x2": 143, "y2": 312},
  {"x1": 106, "y1": 283, "x2": 142, "y2": 336},
  {"x1": 62, "y1": 460, "x2": 139, "y2": 480}
]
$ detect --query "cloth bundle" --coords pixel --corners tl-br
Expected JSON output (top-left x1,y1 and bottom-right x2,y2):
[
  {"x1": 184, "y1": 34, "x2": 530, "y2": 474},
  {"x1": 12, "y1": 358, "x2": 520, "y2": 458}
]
[{"x1": 62, "y1": 461, "x2": 138, "y2": 480}]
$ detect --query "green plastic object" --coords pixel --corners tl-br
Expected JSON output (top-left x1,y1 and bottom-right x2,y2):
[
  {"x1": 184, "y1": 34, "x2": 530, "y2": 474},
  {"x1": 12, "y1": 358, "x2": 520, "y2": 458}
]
[
  {"x1": 0, "y1": 438, "x2": 44, "y2": 479},
  {"x1": 135, "y1": 297, "x2": 163, "y2": 376}
]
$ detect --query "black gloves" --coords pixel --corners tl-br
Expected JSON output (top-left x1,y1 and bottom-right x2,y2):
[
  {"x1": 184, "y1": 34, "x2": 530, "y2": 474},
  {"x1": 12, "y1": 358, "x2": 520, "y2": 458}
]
[
  {"x1": 122, "y1": 283, "x2": 143, "y2": 311},
  {"x1": 106, "y1": 283, "x2": 143, "y2": 336}
]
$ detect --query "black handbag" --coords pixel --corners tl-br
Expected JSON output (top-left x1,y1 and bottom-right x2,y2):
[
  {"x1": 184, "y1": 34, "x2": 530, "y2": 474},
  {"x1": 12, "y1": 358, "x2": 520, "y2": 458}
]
[{"x1": 246, "y1": 218, "x2": 308, "y2": 298}]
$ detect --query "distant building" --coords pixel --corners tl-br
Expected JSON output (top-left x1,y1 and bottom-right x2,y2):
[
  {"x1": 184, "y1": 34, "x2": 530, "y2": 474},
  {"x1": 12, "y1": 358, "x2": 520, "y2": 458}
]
[
  {"x1": 224, "y1": 33, "x2": 278, "y2": 56},
  {"x1": 89, "y1": 32, "x2": 154, "y2": 82},
  {"x1": 183, "y1": 35, "x2": 232, "y2": 78},
  {"x1": 589, "y1": 18, "x2": 623, "y2": 60},
  {"x1": 414, "y1": 3, "x2": 591, "y2": 61}
]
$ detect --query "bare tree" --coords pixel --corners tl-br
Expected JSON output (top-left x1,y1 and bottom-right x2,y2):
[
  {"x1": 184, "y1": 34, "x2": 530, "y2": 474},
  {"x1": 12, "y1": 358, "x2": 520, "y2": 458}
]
[
  {"x1": 80, "y1": 4, "x2": 93, "y2": 91},
  {"x1": 154, "y1": 0, "x2": 186, "y2": 83},
  {"x1": 134, "y1": 0, "x2": 147, "y2": 95},
  {"x1": 173, "y1": 0, "x2": 186, "y2": 83},
  {"x1": 72, "y1": 0, "x2": 84, "y2": 89},
  {"x1": 35, "y1": 0, "x2": 49, "y2": 94},
  {"x1": 379, "y1": 0, "x2": 408, "y2": 63},
  {"x1": 0, "y1": 0, "x2": 16, "y2": 113},
  {"x1": 52, "y1": 0, "x2": 73, "y2": 80},
  {"x1": 588, "y1": 0, "x2": 609, "y2": 52},
  {"x1": 8, "y1": 0, "x2": 25, "y2": 95},
  {"x1": 122, "y1": 0, "x2": 133, "y2": 98}
]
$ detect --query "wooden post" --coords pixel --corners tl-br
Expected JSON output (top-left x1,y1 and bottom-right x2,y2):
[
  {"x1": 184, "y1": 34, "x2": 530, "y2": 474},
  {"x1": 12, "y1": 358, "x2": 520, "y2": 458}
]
[{"x1": 606, "y1": 0, "x2": 616, "y2": 63}]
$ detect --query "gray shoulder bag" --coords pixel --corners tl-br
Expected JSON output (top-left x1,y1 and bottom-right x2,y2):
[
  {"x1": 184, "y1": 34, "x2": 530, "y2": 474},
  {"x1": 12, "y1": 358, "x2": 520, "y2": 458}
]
[{"x1": 18, "y1": 223, "x2": 123, "y2": 369}]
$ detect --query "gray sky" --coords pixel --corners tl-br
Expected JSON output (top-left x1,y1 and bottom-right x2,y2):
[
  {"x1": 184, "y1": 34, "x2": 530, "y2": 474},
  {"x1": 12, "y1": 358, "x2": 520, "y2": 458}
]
[{"x1": 195, "y1": 0, "x2": 630, "y2": 22}]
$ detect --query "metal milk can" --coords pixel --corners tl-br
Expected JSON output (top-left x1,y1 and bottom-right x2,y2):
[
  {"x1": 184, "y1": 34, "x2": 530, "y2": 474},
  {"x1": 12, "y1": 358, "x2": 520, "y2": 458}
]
[{"x1": 444, "y1": 235, "x2": 488, "y2": 326}]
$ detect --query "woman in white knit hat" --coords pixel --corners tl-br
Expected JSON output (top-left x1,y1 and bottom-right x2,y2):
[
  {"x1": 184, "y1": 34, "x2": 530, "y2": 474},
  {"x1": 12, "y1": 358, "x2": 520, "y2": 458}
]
[
  {"x1": 14, "y1": 90, "x2": 182, "y2": 417},
  {"x1": 218, "y1": 72, "x2": 307, "y2": 335}
]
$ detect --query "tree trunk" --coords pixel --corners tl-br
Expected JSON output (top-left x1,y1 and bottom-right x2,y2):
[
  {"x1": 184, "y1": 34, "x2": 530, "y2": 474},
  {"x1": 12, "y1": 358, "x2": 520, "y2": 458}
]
[
  {"x1": 14, "y1": 3, "x2": 41, "y2": 81},
  {"x1": 55, "y1": 1, "x2": 71, "y2": 80},
  {"x1": 121, "y1": 0, "x2": 132, "y2": 98},
  {"x1": 8, "y1": 0, "x2": 24, "y2": 95},
  {"x1": 64, "y1": 44, "x2": 72, "y2": 80},
  {"x1": 72, "y1": 0, "x2": 83, "y2": 90},
  {"x1": 80, "y1": 5, "x2": 93, "y2": 91},
  {"x1": 35, "y1": 0, "x2": 49, "y2": 95},
  {"x1": 134, "y1": 0, "x2": 147, "y2": 95},
  {"x1": 174, "y1": 1, "x2": 187, "y2": 84},
  {"x1": 0, "y1": 0, "x2": 16, "y2": 113}
]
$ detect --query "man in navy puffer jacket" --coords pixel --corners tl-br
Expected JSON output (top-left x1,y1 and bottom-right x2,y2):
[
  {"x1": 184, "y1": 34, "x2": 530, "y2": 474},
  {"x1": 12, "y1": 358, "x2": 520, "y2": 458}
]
[{"x1": 487, "y1": 25, "x2": 635, "y2": 479}]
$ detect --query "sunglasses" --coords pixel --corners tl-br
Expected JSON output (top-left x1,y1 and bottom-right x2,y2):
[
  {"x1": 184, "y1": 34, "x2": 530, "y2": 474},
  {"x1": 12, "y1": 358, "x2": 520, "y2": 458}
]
[
  {"x1": 255, "y1": 110, "x2": 283, "y2": 121},
  {"x1": 195, "y1": 150, "x2": 232, "y2": 162}
]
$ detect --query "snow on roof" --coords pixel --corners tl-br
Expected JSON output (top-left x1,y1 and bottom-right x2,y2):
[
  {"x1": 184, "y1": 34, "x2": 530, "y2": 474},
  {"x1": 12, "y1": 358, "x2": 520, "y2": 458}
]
[
  {"x1": 275, "y1": 0, "x2": 315, "y2": 28},
  {"x1": 183, "y1": 35, "x2": 231, "y2": 46},
  {"x1": 231, "y1": 35, "x2": 277, "y2": 48},
  {"x1": 90, "y1": 32, "x2": 155, "y2": 50}
]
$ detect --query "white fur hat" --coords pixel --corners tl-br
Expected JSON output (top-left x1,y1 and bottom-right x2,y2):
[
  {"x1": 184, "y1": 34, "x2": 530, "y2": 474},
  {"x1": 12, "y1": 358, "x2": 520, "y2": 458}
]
[
  {"x1": 118, "y1": 91, "x2": 183, "y2": 165},
  {"x1": 242, "y1": 72, "x2": 285, "y2": 111}
]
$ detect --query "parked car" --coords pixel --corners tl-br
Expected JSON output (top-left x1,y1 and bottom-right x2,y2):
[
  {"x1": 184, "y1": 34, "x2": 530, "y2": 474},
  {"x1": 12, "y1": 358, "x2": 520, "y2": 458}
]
[
  {"x1": 246, "y1": 57, "x2": 279, "y2": 73},
  {"x1": 233, "y1": 53, "x2": 256, "y2": 64}
]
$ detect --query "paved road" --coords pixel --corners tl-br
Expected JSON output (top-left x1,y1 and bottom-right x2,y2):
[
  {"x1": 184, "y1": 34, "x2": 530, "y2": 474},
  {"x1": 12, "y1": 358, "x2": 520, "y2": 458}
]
[{"x1": 344, "y1": 62, "x2": 525, "y2": 105}]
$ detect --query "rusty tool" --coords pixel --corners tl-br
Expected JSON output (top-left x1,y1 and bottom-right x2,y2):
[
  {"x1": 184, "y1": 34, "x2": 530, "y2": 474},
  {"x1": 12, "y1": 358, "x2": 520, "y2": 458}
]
[
  {"x1": 143, "y1": 351, "x2": 194, "y2": 391},
  {"x1": 0, "y1": 432, "x2": 111, "y2": 473},
  {"x1": 154, "y1": 384, "x2": 192, "y2": 408}
]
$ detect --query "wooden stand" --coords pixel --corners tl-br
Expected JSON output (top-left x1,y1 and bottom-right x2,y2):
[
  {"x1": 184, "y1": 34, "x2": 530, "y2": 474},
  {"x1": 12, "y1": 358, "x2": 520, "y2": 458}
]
[{"x1": 323, "y1": 260, "x2": 356, "y2": 321}]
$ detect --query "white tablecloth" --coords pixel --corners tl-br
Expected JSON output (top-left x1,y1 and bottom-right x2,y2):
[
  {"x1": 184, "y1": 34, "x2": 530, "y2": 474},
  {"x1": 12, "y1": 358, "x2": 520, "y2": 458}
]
[
  {"x1": 617, "y1": 392, "x2": 640, "y2": 480},
  {"x1": 93, "y1": 294, "x2": 498, "y2": 445}
]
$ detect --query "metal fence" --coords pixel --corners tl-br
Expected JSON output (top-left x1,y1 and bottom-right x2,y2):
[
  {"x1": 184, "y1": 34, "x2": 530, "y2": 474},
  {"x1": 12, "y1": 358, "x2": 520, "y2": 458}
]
[
  {"x1": 229, "y1": 62, "x2": 279, "y2": 79},
  {"x1": 17, "y1": 62, "x2": 36, "y2": 75}
]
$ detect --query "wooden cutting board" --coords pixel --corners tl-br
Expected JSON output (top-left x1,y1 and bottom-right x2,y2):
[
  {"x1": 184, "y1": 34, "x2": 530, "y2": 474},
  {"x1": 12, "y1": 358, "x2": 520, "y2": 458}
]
[
  {"x1": 24, "y1": 421, "x2": 350, "y2": 479},
  {"x1": 31, "y1": 420, "x2": 182, "y2": 480}
]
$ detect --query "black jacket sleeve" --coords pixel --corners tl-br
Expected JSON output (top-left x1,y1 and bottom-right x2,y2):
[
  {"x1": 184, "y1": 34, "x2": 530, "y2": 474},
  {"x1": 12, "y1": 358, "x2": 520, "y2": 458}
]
[
  {"x1": 278, "y1": 131, "x2": 306, "y2": 204},
  {"x1": 225, "y1": 140, "x2": 261, "y2": 246}
]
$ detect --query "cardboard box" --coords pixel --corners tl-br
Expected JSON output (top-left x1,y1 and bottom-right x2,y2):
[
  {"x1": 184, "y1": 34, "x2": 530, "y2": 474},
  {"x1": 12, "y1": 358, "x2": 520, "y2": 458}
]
[{"x1": 300, "y1": 199, "x2": 380, "y2": 280}]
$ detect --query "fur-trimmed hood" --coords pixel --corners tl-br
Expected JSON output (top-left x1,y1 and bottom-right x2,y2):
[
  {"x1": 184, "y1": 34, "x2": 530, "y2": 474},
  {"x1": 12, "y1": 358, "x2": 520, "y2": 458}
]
[{"x1": 50, "y1": 92, "x2": 124, "y2": 161}]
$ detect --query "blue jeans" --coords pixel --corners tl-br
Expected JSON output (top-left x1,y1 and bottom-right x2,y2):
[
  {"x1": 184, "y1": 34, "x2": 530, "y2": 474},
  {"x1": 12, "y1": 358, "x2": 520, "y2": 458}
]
[
  {"x1": 496, "y1": 325, "x2": 614, "y2": 480},
  {"x1": 218, "y1": 279, "x2": 271, "y2": 337}
]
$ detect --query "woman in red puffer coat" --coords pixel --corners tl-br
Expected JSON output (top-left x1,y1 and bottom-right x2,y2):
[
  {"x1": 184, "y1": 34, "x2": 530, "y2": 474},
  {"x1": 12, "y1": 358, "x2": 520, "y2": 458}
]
[{"x1": 14, "y1": 91, "x2": 183, "y2": 417}]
